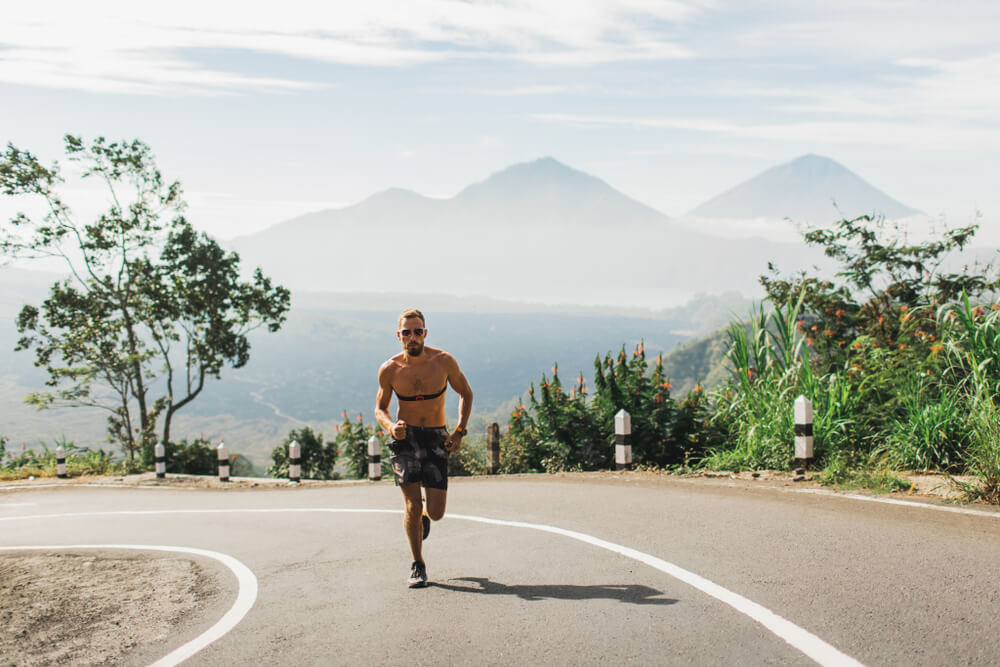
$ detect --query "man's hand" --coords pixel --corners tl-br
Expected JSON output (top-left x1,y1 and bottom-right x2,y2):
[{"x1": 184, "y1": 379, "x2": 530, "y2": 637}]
[
  {"x1": 391, "y1": 420, "x2": 407, "y2": 440},
  {"x1": 445, "y1": 430, "x2": 464, "y2": 452}
]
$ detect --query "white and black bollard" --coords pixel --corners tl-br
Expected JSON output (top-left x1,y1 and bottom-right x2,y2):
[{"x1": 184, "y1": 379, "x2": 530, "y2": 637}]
[
  {"x1": 217, "y1": 441, "x2": 230, "y2": 482},
  {"x1": 486, "y1": 422, "x2": 500, "y2": 475},
  {"x1": 614, "y1": 409, "x2": 633, "y2": 471},
  {"x1": 368, "y1": 436, "x2": 381, "y2": 481},
  {"x1": 288, "y1": 440, "x2": 301, "y2": 483},
  {"x1": 794, "y1": 395, "x2": 814, "y2": 467},
  {"x1": 155, "y1": 443, "x2": 166, "y2": 479},
  {"x1": 56, "y1": 446, "x2": 67, "y2": 479}
]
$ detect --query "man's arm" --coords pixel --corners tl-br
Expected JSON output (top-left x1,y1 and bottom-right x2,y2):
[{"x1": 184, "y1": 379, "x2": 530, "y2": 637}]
[
  {"x1": 444, "y1": 355, "x2": 474, "y2": 452},
  {"x1": 375, "y1": 362, "x2": 406, "y2": 440}
]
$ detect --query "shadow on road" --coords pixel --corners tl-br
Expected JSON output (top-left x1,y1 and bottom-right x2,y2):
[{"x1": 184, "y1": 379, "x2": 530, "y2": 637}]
[{"x1": 432, "y1": 577, "x2": 678, "y2": 605}]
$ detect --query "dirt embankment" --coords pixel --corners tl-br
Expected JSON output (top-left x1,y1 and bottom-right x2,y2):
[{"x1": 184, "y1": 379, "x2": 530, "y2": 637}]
[{"x1": 0, "y1": 552, "x2": 218, "y2": 666}]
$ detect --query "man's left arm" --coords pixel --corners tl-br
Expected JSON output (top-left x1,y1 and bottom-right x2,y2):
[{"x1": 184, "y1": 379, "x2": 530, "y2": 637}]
[{"x1": 444, "y1": 356, "x2": 474, "y2": 452}]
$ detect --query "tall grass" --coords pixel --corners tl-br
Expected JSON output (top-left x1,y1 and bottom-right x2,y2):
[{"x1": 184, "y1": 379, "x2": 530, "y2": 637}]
[{"x1": 941, "y1": 293, "x2": 1000, "y2": 499}]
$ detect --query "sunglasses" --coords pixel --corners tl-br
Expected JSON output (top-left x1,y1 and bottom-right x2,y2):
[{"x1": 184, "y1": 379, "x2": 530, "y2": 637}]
[{"x1": 399, "y1": 328, "x2": 425, "y2": 337}]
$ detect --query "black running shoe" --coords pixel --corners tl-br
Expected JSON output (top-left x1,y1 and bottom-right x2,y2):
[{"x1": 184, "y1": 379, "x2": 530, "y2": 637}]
[
  {"x1": 422, "y1": 514, "x2": 431, "y2": 541},
  {"x1": 408, "y1": 561, "x2": 428, "y2": 588}
]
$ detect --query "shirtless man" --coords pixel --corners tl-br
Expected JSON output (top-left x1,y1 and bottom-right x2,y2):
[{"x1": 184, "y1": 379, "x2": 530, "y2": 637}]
[{"x1": 375, "y1": 308, "x2": 474, "y2": 588}]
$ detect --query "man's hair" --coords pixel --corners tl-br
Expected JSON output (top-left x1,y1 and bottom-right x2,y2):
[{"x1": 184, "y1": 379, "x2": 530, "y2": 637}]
[{"x1": 398, "y1": 308, "x2": 425, "y2": 328}]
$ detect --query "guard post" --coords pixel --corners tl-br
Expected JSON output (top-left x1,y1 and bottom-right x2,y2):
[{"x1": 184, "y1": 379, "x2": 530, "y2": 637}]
[
  {"x1": 794, "y1": 395, "x2": 814, "y2": 468},
  {"x1": 288, "y1": 440, "x2": 301, "y2": 483},
  {"x1": 368, "y1": 436, "x2": 381, "y2": 481},
  {"x1": 56, "y1": 446, "x2": 67, "y2": 479},
  {"x1": 155, "y1": 443, "x2": 166, "y2": 479},
  {"x1": 217, "y1": 441, "x2": 230, "y2": 482},
  {"x1": 487, "y1": 422, "x2": 500, "y2": 474},
  {"x1": 615, "y1": 409, "x2": 633, "y2": 471}
]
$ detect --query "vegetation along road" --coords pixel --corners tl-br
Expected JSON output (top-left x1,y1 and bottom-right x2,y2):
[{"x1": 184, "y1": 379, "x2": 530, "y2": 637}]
[{"x1": 3, "y1": 474, "x2": 999, "y2": 665}]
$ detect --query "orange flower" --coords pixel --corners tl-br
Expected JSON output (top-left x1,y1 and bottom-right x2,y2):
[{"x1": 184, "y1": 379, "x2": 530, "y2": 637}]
[
  {"x1": 930, "y1": 344, "x2": 944, "y2": 355},
  {"x1": 835, "y1": 309, "x2": 845, "y2": 318},
  {"x1": 900, "y1": 306, "x2": 908, "y2": 313},
  {"x1": 824, "y1": 329, "x2": 834, "y2": 336},
  {"x1": 852, "y1": 342, "x2": 862, "y2": 350},
  {"x1": 661, "y1": 381, "x2": 672, "y2": 389}
]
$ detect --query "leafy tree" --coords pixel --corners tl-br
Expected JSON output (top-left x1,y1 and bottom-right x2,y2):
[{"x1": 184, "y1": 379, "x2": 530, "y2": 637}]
[
  {"x1": 761, "y1": 214, "x2": 994, "y2": 372},
  {"x1": 269, "y1": 426, "x2": 338, "y2": 480},
  {"x1": 1, "y1": 136, "x2": 291, "y2": 461}
]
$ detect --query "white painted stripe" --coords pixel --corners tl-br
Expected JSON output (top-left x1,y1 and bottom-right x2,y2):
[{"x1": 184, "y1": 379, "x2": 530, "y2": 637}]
[
  {"x1": 450, "y1": 513, "x2": 863, "y2": 667},
  {"x1": 0, "y1": 508, "x2": 861, "y2": 666},
  {"x1": 787, "y1": 487, "x2": 1000, "y2": 518},
  {"x1": 0, "y1": 544, "x2": 257, "y2": 667}
]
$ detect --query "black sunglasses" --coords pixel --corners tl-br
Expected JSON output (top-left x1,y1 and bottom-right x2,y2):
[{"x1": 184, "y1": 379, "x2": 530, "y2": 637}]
[{"x1": 399, "y1": 328, "x2": 425, "y2": 337}]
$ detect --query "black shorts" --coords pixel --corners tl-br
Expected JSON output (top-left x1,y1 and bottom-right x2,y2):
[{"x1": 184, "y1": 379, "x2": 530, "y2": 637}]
[{"x1": 389, "y1": 426, "x2": 450, "y2": 490}]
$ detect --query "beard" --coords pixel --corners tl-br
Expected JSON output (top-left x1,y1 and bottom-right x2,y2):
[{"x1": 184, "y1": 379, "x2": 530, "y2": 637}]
[{"x1": 406, "y1": 341, "x2": 424, "y2": 356}]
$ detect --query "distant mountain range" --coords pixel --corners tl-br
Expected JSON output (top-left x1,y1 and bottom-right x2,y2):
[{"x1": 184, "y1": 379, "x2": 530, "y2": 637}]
[
  {"x1": 689, "y1": 154, "x2": 921, "y2": 222},
  {"x1": 229, "y1": 157, "x2": 835, "y2": 306}
]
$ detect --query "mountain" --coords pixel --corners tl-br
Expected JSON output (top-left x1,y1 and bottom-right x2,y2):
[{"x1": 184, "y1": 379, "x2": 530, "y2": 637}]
[
  {"x1": 229, "y1": 157, "x2": 819, "y2": 306},
  {"x1": 688, "y1": 154, "x2": 921, "y2": 223}
]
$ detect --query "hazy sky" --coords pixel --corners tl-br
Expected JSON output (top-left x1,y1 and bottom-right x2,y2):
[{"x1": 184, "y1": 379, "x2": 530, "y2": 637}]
[{"x1": 1, "y1": 1, "x2": 998, "y2": 240}]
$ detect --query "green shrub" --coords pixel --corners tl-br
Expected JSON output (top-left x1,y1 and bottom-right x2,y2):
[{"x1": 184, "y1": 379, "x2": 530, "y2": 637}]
[
  {"x1": 165, "y1": 438, "x2": 218, "y2": 475},
  {"x1": 269, "y1": 426, "x2": 339, "y2": 480}
]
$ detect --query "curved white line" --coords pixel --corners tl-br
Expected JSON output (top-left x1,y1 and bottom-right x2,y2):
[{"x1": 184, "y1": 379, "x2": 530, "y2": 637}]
[
  {"x1": 0, "y1": 507, "x2": 861, "y2": 666},
  {"x1": 0, "y1": 544, "x2": 258, "y2": 667}
]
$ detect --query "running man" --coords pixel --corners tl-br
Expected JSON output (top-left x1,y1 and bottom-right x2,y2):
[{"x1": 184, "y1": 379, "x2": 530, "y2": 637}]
[{"x1": 375, "y1": 308, "x2": 474, "y2": 588}]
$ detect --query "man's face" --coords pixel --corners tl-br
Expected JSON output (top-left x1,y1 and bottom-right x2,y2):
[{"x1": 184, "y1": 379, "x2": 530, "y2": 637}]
[{"x1": 397, "y1": 317, "x2": 427, "y2": 356}]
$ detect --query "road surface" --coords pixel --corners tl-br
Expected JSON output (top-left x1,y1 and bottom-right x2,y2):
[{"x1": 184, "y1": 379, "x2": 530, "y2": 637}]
[{"x1": 2, "y1": 474, "x2": 999, "y2": 665}]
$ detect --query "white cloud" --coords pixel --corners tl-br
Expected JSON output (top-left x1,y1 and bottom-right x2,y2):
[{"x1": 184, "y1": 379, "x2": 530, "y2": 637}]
[
  {"x1": 0, "y1": 1, "x2": 699, "y2": 94},
  {"x1": 531, "y1": 112, "x2": 1000, "y2": 152}
]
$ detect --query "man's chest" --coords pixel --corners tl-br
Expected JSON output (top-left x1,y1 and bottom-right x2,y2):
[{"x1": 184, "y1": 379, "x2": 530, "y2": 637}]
[{"x1": 392, "y1": 364, "x2": 448, "y2": 394}]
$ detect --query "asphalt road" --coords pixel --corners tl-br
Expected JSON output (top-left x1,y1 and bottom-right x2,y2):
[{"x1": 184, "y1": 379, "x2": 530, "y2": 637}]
[{"x1": 3, "y1": 475, "x2": 1000, "y2": 666}]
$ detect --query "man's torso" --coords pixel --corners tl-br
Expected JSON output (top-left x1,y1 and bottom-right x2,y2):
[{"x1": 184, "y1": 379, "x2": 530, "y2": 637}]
[{"x1": 388, "y1": 347, "x2": 450, "y2": 427}]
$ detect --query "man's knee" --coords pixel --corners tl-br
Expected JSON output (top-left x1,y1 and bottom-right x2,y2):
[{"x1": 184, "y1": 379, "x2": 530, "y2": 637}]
[{"x1": 426, "y1": 505, "x2": 445, "y2": 521}]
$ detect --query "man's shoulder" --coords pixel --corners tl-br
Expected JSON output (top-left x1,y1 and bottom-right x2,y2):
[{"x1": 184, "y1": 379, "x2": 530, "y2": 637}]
[{"x1": 379, "y1": 354, "x2": 405, "y2": 374}]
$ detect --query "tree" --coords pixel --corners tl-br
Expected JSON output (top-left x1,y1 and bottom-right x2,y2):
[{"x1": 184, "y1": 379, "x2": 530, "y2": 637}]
[{"x1": 1, "y1": 135, "x2": 291, "y2": 460}]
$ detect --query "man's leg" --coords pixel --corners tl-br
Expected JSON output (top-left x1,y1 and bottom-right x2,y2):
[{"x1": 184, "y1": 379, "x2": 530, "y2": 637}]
[
  {"x1": 401, "y1": 482, "x2": 424, "y2": 564},
  {"x1": 425, "y1": 487, "x2": 447, "y2": 522}
]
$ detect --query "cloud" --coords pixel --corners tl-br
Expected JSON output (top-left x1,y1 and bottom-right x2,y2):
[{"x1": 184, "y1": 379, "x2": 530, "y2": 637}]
[
  {"x1": 531, "y1": 112, "x2": 1000, "y2": 152},
  {"x1": 0, "y1": 1, "x2": 699, "y2": 95}
]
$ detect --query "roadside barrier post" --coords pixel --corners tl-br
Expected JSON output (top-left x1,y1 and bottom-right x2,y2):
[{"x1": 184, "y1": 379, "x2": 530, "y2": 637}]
[
  {"x1": 155, "y1": 443, "x2": 166, "y2": 479},
  {"x1": 794, "y1": 395, "x2": 814, "y2": 467},
  {"x1": 615, "y1": 409, "x2": 633, "y2": 471},
  {"x1": 56, "y1": 446, "x2": 67, "y2": 479},
  {"x1": 288, "y1": 440, "x2": 301, "y2": 483},
  {"x1": 368, "y1": 436, "x2": 381, "y2": 481},
  {"x1": 217, "y1": 442, "x2": 230, "y2": 482},
  {"x1": 487, "y1": 422, "x2": 500, "y2": 474}
]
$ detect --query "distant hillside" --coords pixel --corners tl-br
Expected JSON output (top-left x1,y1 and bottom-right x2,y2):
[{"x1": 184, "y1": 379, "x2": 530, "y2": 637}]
[
  {"x1": 228, "y1": 157, "x2": 820, "y2": 306},
  {"x1": 689, "y1": 154, "x2": 920, "y2": 223},
  {"x1": 660, "y1": 327, "x2": 733, "y2": 396}
]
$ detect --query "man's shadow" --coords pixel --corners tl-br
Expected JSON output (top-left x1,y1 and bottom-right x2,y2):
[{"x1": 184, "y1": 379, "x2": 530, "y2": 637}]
[{"x1": 432, "y1": 577, "x2": 678, "y2": 605}]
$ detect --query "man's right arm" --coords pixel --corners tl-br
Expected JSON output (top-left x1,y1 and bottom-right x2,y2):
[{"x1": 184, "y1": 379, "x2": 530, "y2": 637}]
[{"x1": 375, "y1": 362, "x2": 405, "y2": 439}]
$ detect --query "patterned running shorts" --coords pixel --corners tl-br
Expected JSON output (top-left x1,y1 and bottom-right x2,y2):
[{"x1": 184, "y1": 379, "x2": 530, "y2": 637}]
[{"x1": 389, "y1": 425, "x2": 450, "y2": 490}]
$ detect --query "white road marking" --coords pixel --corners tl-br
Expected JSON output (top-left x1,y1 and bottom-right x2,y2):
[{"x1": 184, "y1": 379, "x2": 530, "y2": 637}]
[
  {"x1": 788, "y1": 487, "x2": 1000, "y2": 518},
  {"x1": 1, "y1": 507, "x2": 862, "y2": 667},
  {"x1": 0, "y1": 543, "x2": 258, "y2": 667}
]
